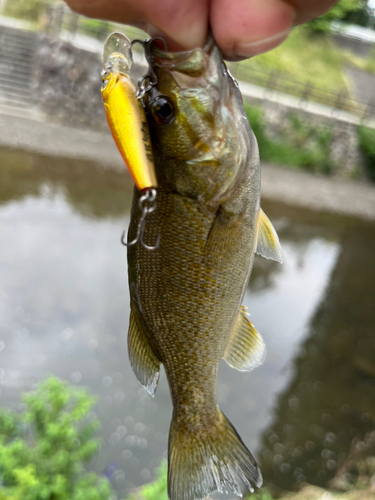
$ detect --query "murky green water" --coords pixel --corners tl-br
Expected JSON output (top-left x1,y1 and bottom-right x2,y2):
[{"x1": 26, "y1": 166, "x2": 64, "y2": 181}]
[{"x1": 0, "y1": 148, "x2": 374, "y2": 496}]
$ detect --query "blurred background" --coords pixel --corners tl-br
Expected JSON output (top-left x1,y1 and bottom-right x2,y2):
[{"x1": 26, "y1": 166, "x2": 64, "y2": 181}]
[{"x1": 0, "y1": 1, "x2": 374, "y2": 499}]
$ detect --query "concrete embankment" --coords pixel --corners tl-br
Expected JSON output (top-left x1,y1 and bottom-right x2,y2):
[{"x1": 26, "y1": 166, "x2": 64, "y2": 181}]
[{"x1": 1, "y1": 112, "x2": 375, "y2": 222}]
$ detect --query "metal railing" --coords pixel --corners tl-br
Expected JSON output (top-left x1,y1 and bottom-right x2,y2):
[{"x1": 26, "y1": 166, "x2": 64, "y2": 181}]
[
  {"x1": 44, "y1": 3, "x2": 112, "y2": 41},
  {"x1": 44, "y1": 4, "x2": 143, "y2": 42},
  {"x1": 228, "y1": 63, "x2": 375, "y2": 120},
  {"x1": 39, "y1": 3, "x2": 375, "y2": 122}
]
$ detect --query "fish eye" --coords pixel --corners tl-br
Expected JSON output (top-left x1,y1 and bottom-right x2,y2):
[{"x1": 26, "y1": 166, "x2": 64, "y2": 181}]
[{"x1": 150, "y1": 96, "x2": 175, "y2": 126}]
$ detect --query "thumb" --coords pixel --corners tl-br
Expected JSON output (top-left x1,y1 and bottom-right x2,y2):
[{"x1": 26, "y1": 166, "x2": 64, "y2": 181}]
[
  {"x1": 140, "y1": 0, "x2": 208, "y2": 51},
  {"x1": 210, "y1": 0, "x2": 295, "y2": 60}
]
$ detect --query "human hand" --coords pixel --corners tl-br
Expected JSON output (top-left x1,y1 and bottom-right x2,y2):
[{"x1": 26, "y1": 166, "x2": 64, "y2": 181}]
[{"x1": 64, "y1": 0, "x2": 338, "y2": 60}]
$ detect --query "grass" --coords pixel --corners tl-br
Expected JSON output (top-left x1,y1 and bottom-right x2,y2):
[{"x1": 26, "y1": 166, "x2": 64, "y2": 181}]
[
  {"x1": 231, "y1": 26, "x2": 375, "y2": 96},
  {"x1": 128, "y1": 461, "x2": 168, "y2": 500},
  {"x1": 362, "y1": 45, "x2": 375, "y2": 73},
  {"x1": 358, "y1": 125, "x2": 375, "y2": 180},
  {"x1": 244, "y1": 103, "x2": 335, "y2": 174}
]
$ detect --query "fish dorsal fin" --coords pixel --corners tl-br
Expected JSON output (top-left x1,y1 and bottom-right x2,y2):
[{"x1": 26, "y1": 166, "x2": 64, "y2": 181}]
[
  {"x1": 128, "y1": 305, "x2": 161, "y2": 396},
  {"x1": 256, "y1": 208, "x2": 283, "y2": 263},
  {"x1": 223, "y1": 307, "x2": 266, "y2": 371}
]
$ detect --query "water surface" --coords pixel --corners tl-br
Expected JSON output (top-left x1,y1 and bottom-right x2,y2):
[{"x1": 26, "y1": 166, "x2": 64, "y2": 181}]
[{"x1": 0, "y1": 148, "x2": 374, "y2": 496}]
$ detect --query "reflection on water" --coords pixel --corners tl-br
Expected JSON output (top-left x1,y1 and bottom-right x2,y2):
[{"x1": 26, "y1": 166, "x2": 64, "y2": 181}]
[
  {"x1": 0, "y1": 147, "x2": 133, "y2": 218},
  {"x1": 0, "y1": 148, "x2": 374, "y2": 496},
  {"x1": 258, "y1": 216, "x2": 375, "y2": 491}
]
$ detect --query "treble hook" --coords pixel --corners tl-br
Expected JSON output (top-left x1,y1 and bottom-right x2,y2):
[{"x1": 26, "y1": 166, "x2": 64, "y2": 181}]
[
  {"x1": 130, "y1": 37, "x2": 168, "y2": 99},
  {"x1": 121, "y1": 188, "x2": 160, "y2": 251}
]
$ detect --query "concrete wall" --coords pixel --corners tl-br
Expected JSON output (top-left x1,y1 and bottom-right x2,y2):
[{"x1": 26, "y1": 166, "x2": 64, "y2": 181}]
[
  {"x1": 332, "y1": 33, "x2": 374, "y2": 59},
  {"x1": 35, "y1": 36, "x2": 107, "y2": 130},
  {"x1": 35, "y1": 35, "x2": 368, "y2": 179},
  {"x1": 243, "y1": 94, "x2": 365, "y2": 178}
]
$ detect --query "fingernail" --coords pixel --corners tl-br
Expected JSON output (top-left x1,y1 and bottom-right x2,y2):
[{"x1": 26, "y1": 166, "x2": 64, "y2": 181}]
[
  {"x1": 236, "y1": 28, "x2": 291, "y2": 58},
  {"x1": 170, "y1": 22, "x2": 207, "y2": 51}
]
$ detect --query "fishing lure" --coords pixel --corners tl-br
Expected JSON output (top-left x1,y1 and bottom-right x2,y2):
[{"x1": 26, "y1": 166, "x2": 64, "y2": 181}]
[{"x1": 101, "y1": 32, "x2": 162, "y2": 250}]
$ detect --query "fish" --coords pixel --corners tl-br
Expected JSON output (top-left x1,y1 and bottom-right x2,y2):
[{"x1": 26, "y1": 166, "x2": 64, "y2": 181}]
[{"x1": 126, "y1": 36, "x2": 283, "y2": 500}]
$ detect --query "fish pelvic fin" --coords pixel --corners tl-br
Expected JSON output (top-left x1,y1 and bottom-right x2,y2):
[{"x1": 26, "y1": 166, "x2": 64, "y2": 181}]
[
  {"x1": 223, "y1": 306, "x2": 266, "y2": 371},
  {"x1": 168, "y1": 408, "x2": 262, "y2": 500},
  {"x1": 128, "y1": 304, "x2": 161, "y2": 396},
  {"x1": 256, "y1": 208, "x2": 283, "y2": 264}
]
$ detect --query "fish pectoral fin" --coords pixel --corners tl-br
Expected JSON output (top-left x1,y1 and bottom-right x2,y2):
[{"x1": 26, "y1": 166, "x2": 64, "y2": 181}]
[
  {"x1": 128, "y1": 305, "x2": 161, "y2": 396},
  {"x1": 256, "y1": 208, "x2": 283, "y2": 263},
  {"x1": 223, "y1": 306, "x2": 266, "y2": 371}
]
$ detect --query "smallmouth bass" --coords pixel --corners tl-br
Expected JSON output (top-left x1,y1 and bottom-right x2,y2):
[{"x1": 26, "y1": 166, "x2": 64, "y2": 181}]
[{"x1": 126, "y1": 37, "x2": 283, "y2": 500}]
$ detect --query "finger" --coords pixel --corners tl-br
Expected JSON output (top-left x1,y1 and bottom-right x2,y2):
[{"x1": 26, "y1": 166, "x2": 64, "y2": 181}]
[
  {"x1": 65, "y1": 0, "x2": 208, "y2": 50},
  {"x1": 210, "y1": 0, "x2": 295, "y2": 61}
]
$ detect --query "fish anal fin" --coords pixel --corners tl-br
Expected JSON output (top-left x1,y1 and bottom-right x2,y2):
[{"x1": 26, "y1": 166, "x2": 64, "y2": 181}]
[
  {"x1": 128, "y1": 305, "x2": 161, "y2": 396},
  {"x1": 223, "y1": 306, "x2": 266, "y2": 371},
  {"x1": 256, "y1": 208, "x2": 283, "y2": 263}
]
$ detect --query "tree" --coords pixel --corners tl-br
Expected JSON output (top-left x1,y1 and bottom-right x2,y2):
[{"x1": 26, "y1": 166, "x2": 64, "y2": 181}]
[
  {"x1": 308, "y1": 0, "x2": 373, "y2": 31},
  {"x1": 0, "y1": 377, "x2": 122, "y2": 500}
]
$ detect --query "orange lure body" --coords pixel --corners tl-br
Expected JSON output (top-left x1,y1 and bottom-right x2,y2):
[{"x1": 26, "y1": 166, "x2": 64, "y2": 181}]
[{"x1": 101, "y1": 70, "x2": 157, "y2": 190}]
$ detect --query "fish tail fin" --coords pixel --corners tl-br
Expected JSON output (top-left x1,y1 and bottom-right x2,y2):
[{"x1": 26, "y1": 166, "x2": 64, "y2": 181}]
[{"x1": 168, "y1": 408, "x2": 262, "y2": 500}]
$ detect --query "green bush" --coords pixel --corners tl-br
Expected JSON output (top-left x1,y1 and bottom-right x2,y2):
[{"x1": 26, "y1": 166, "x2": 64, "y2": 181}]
[
  {"x1": 244, "y1": 103, "x2": 334, "y2": 174},
  {"x1": 128, "y1": 461, "x2": 168, "y2": 500},
  {"x1": 358, "y1": 125, "x2": 375, "y2": 181},
  {"x1": 0, "y1": 376, "x2": 120, "y2": 500},
  {"x1": 307, "y1": 0, "x2": 368, "y2": 32}
]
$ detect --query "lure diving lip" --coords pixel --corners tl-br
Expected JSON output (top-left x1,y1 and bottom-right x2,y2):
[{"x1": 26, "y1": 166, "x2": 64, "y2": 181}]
[{"x1": 101, "y1": 32, "x2": 157, "y2": 191}]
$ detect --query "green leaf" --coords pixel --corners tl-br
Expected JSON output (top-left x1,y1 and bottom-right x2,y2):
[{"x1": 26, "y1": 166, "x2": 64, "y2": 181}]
[{"x1": 0, "y1": 376, "x2": 117, "y2": 500}]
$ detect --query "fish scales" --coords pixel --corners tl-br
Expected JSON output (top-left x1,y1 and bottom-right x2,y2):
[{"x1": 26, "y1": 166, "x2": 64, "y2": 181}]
[
  {"x1": 129, "y1": 185, "x2": 254, "y2": 413},
  {"x1": 126, "y1": 36, "x2": 283, "y2": 500}
]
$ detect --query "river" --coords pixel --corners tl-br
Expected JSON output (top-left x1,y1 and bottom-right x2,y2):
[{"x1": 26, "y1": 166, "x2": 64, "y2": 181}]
[{"x1": 0, "y1": 147, "x2": 374, "y2": 497}]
